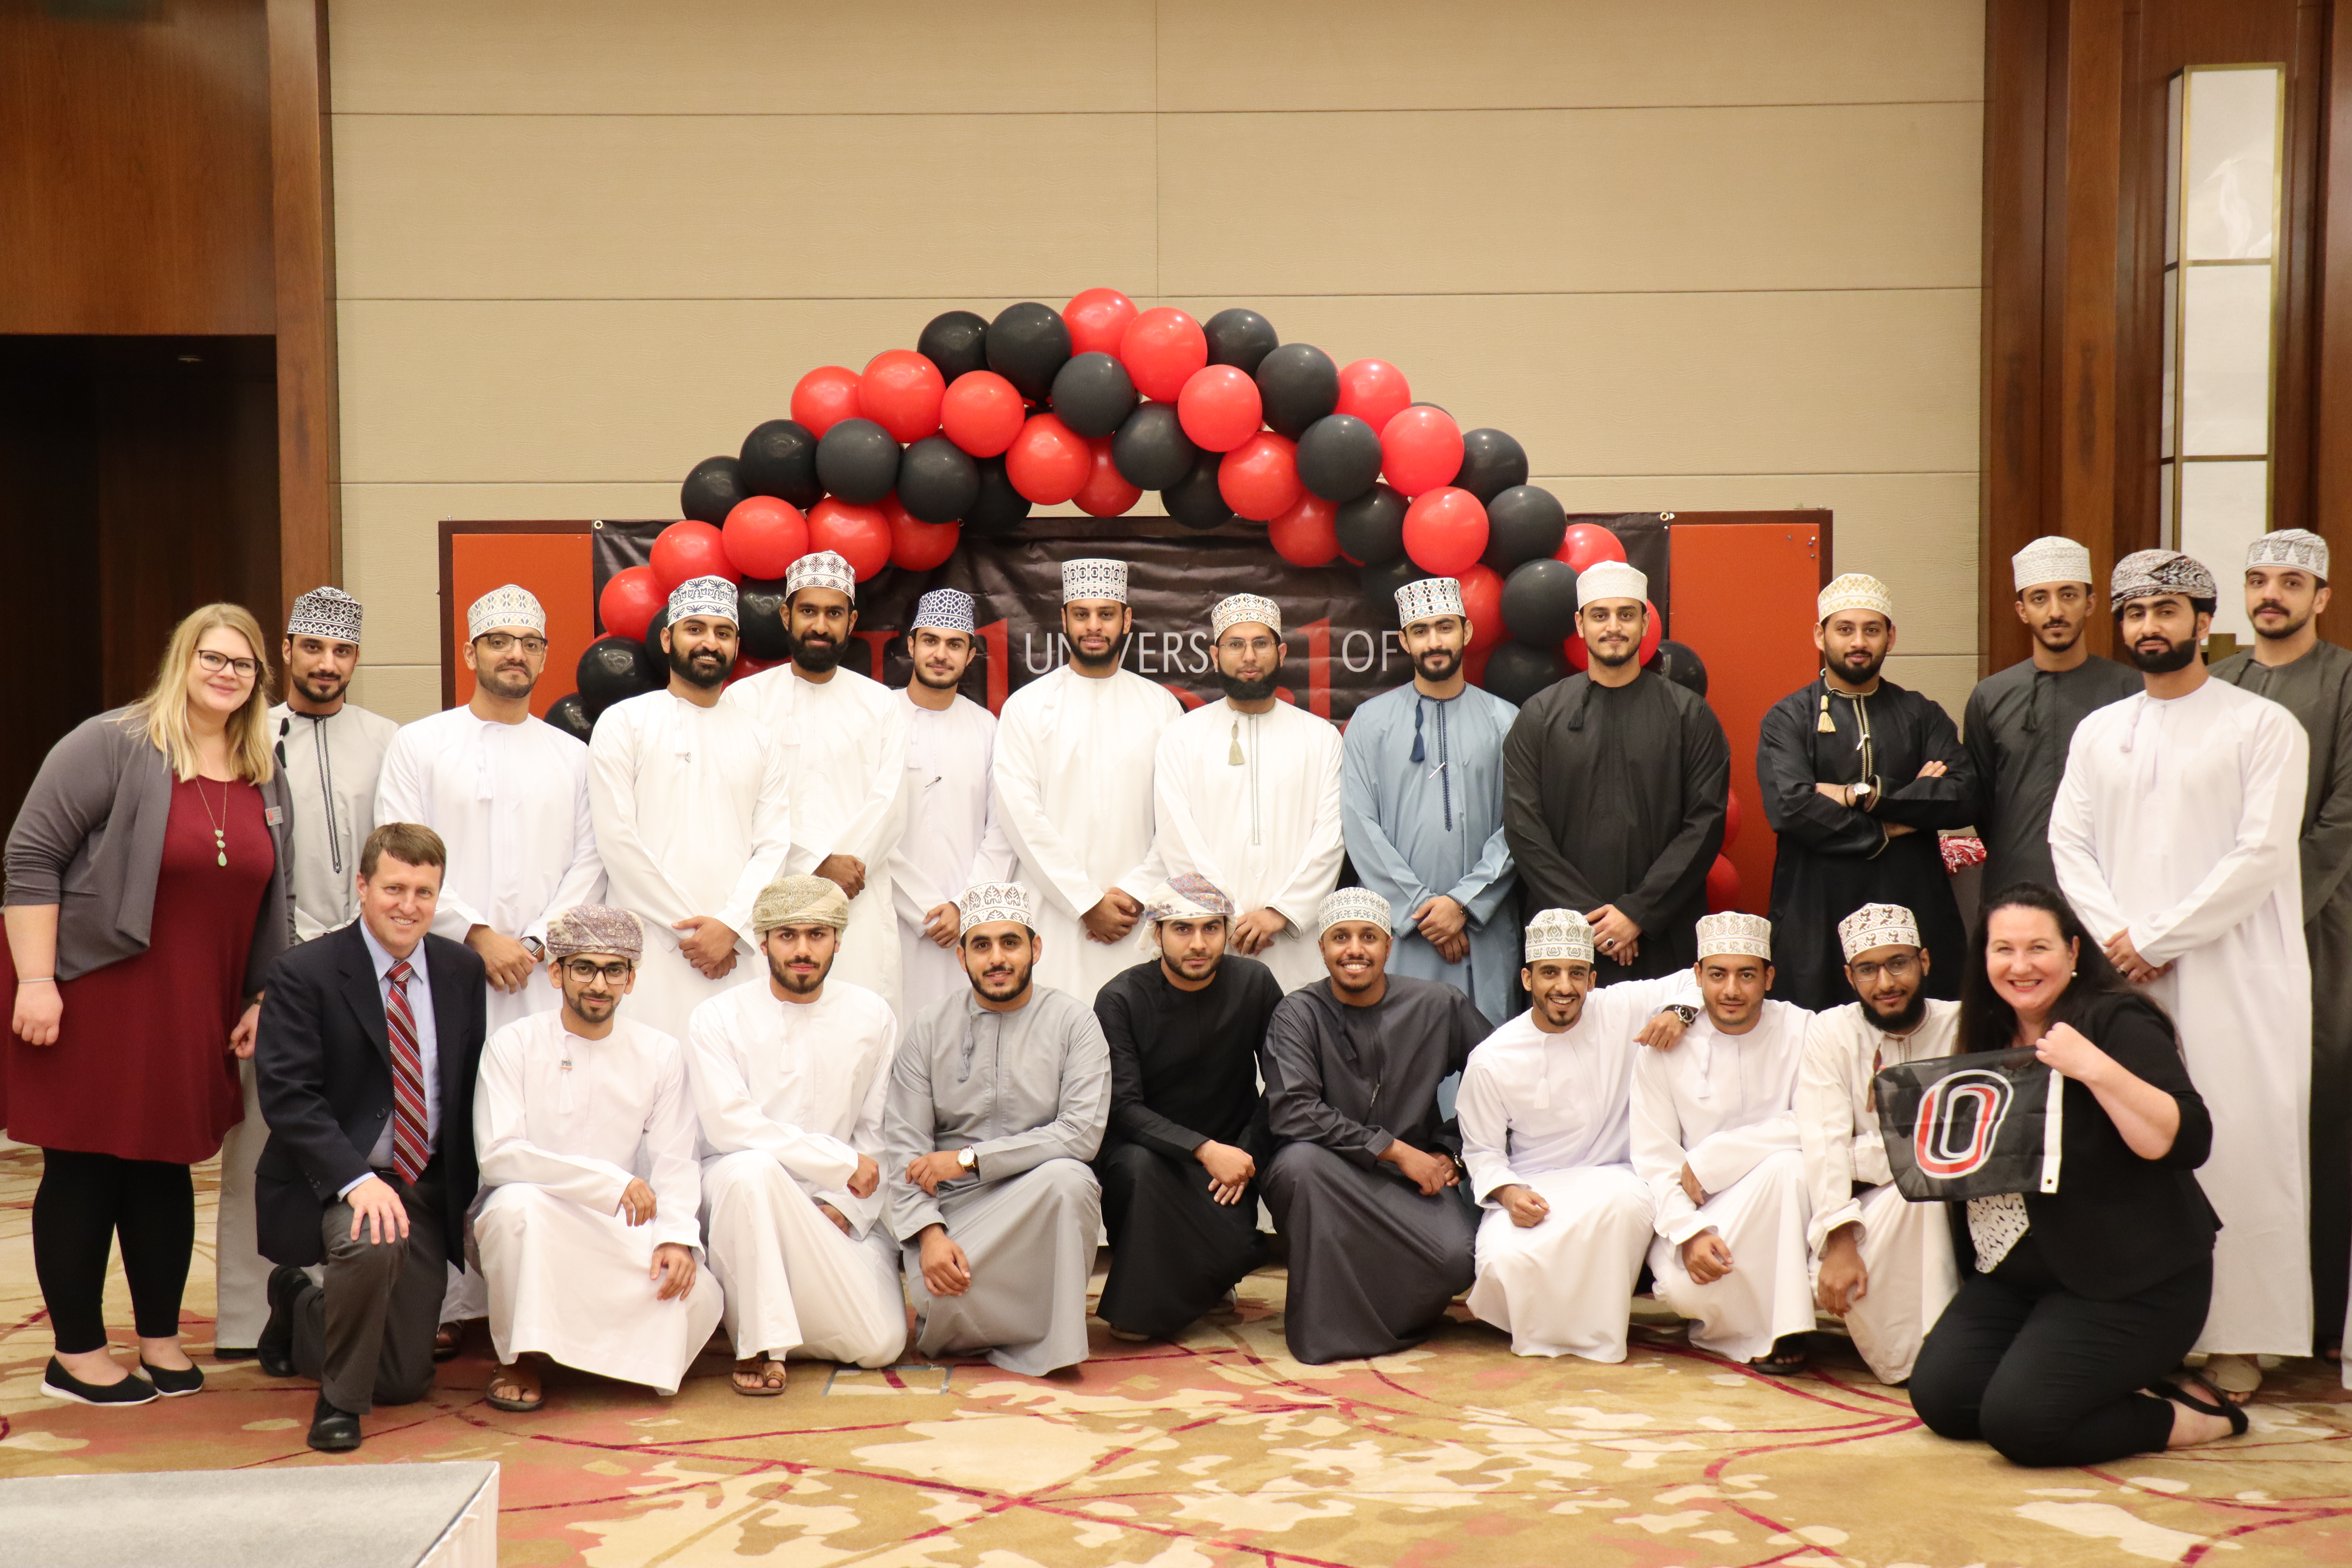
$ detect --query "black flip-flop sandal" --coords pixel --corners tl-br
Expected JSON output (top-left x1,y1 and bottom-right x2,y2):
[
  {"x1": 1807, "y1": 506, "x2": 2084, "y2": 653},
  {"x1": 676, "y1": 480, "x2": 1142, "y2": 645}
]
[
  {"x1": 1749, "y1": 1335, "x2": 1810, "y2": 1375},
  {"x1": 2151, "y1": 1374, "x2": 2250, "y2": 1437},
  {"x1": 484, "y1": 1370, "x2": 543, "y2": 1413}
]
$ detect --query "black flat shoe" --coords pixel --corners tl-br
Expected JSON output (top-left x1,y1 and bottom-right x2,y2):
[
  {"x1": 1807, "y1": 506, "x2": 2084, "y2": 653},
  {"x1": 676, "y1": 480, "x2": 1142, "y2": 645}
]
[
  {"x1": 307, "y1": 1392, "x2": 362, "y2": 1452},
  {"x1": 258, "y1": 1264, "x2": 307, "y2": 1379},
  {"x1": 138, "y1": 1360, "x2": 205, "y2": 1397},
  {"x1": 40, "y1": 1358, "x2": 159, "y2": 1407},
  {"x1": 2152, "y1": 1375, "x2": 2251, "y2": 1437}
]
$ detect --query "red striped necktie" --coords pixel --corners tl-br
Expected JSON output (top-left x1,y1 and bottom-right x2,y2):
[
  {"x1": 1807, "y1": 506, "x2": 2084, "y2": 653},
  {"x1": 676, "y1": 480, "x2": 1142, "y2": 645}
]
[{"x1": 386, "y1": 958, "x2": 430, "y2": 1184}]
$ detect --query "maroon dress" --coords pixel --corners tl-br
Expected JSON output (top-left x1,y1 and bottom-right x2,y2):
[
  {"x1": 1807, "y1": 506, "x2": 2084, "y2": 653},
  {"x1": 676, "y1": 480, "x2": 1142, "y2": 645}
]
[{"x1": 2, "y1": 778, "x2": 272, "y2": 1163}]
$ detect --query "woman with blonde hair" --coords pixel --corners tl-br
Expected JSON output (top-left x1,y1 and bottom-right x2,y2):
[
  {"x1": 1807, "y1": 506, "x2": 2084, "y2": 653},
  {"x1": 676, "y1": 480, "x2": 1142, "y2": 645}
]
[{"x1": 4, "y1": 603, "x2": 296, "y2": 1406}]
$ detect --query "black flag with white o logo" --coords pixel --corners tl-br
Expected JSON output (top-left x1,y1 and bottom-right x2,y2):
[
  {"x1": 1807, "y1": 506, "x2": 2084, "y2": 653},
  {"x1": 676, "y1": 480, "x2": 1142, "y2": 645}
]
[{"x1": 1874, "y1": 1048, "x2": 2064, "y2": 1203}]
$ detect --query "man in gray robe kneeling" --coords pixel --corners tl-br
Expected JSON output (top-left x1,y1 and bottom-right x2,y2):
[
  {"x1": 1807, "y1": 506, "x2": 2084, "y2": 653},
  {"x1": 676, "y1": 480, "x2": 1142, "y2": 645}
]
[{"x1": 882, "y1": 880, "x2": 1111, "y2": 1374}]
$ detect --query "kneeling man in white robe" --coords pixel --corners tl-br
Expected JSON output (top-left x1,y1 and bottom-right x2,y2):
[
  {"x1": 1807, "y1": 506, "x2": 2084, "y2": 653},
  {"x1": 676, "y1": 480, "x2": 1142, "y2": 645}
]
[
  {"x1": 1460, "y1": 909, "x2": 1696, "y2": 1361},
  {"x1": 1798, "y1": 902, "x2": 1961, "y2": 1385},
  {"x1": 688, "y1": 874, "x2": 905, "y2": 1395},
  {"x1": 1633, "y1": 912, "x2": 1816, "y2": 1371},
  {"x1": 472, "y1": 904, "x2": 721, "y2": 1411}
]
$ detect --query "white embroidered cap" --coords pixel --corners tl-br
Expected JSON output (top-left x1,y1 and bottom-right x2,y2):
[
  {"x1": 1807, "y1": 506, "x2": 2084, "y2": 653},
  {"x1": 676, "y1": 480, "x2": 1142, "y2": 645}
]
[
  {"x1": 1315, "y1": 886, "x2": 1392, "y2": 936},
  {"x1": 1575, "y1": 561, "x2": 1648, "y2": 608},
  {"x1": 2248, "y1": 528, "x2": 2330, "y2": 581},
  {"x1": 2011, "y1": 535, "x2": 2093, "y2": 593},
  {"x1": 287, "y1": 586, "x2": 363, "y2": 644},
  {"x1": 1212, "y1": 593, "x2": 1282, "y2": 641},
  {"x1": 1524, "y1": 908, "x2": 1596, "y2": 964},
  {"x1": 1695, "y1": 911, "x2": 1772, "y2": 961},
  {"x1": 912, "y1": 588, "x2": 975, "y2": 634},
  {"x1": 958, "y1": 880, "x2": 1033, "y2": 932},
  {"x1": 467, "y1": 584, "x2": 546, "y2": 640},
  {"x1": 666, "y1": 575, "x2": 738, "y2": 626},
  {"x1": 1838, "y1": 902, "x2": 1921, "y2": 962},
  {"x1": 785, "y1": 550, "x2": 857, "y2": 601},
  {"x1": 1817, "y1": 573, "x2": 1894, "y2": 624},
  {"x1": 2110, "y1": 549, "x2": 2218, "y2": 610},
  {"x1": 1393, "y1": 576, "x2": 1465, "y2": 627},
  {"x1": 1061, "y1": 557, "x2": 1129, "y2": 604}
]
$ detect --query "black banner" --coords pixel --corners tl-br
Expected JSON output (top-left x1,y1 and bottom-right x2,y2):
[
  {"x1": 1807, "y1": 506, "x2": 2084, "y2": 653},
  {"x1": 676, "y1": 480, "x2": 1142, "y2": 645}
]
[{"x1": 1874, "y1": 1048, "x2": 2063, "y2": 1203}]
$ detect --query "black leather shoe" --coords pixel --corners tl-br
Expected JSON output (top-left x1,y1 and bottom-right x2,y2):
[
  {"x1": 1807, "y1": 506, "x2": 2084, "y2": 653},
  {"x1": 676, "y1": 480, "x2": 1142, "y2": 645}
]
[
  {"x1": 307, "y1": 1393, "x2": 362, "y2": 1452},
  {"x1": 258, "y1": 1265, "x2": 307, "y2": 1379},
  {"x1": 211, "y1": 1345, "x2": 259, "y2": 1362}
]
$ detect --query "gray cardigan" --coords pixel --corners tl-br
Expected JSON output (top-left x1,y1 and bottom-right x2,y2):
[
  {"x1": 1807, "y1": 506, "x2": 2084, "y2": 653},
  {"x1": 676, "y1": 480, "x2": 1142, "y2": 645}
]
[{"x1": 5, "y1": 708, "x2": 297, "y2": 989}]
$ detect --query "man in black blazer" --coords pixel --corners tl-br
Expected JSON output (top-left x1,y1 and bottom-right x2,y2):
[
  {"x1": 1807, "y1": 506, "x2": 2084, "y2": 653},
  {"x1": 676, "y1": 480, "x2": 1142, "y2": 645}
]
[{"x1": 252, "y1": 821, "x2": 487, "y2": 1452}]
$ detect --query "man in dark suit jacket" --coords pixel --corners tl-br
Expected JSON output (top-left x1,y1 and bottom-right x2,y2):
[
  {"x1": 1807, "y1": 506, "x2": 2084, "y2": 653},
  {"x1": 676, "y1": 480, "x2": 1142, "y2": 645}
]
[{"x1": 252, "y1": 820, "x2": 487, "y2": 1452}]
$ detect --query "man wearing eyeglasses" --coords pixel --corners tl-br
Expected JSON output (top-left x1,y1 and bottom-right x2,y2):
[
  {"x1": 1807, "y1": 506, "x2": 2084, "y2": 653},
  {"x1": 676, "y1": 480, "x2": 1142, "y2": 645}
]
[{"x1": 1794, "y1": 902, "x2": 1960, "y2": 1384}]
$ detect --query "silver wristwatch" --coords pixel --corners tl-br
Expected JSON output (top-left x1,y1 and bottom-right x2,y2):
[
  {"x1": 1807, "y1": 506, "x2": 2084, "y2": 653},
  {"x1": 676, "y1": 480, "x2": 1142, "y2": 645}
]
[{"x1": 1662, "y1": 1004, "x2": 1698, "y2": 1025}]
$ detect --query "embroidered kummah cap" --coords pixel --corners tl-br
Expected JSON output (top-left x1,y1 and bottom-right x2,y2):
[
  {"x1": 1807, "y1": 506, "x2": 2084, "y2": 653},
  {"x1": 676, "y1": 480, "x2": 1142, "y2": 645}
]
[
  {"x1": 544, "y1": 904, "x2": 644, "y2": 963},
  {"x1": 2248, "y1": 528, "x2": 2331, "y2": 581},
  {"x1": 1816, "y1": 573, "x2": 1894, "y2": 624},
  {"x1": 958, "y1": 880, "x2": 1033, "y2": 932},
  {"x1": 1315, "y1": 886, "x2": 1392, "y2": 936},
  {"x1": 1211, "y1": 592, "x2": 1282, "y2": 641},
  {"x1": 1575, "y1": 561, "x2": 1648, "y2": 609},
  {"x1": 666, "y1": 575, "x2": 738, "y2": 626},
  {"x1": 467, "y1": 584, "x2": 546, "y2": 640},
  {"x1": 752, "y1": 873, "x2": 849, "y2": 933},
  {"x1": 912, "y1": 588, "x2": 975, "y2": 634},
  {"x1": 287, "y1": 586, "x2": 364, "y2": 644},
  {"x1": 2110, "y1": 549, "x2": 2219, "y2": 610},
  {"x1": 1061, "y1": 557, "x2": 1129, "y2": 604},
  {"x1": 1138, "y1": 874, "x2": 1236, "y2": 949},
  {"x1": 2011, "y1": 535, "x2": 2094, "y2": 593},
  {"x1": 1524, "y1": 908, "x2": 1596, "y2": 964},
  {"x1": 784, "y1": 550, "x2": 857, "y2": 601},
  {"x1": 1695, "y1": 911, "x2": 1773, "y2": 961},
  {"x1": 1393, "y1": 576, "x2": 1465, "y2": 627},
  {"x1": 1838, "y1": 903, "x2": 1922, "y2": 962}
]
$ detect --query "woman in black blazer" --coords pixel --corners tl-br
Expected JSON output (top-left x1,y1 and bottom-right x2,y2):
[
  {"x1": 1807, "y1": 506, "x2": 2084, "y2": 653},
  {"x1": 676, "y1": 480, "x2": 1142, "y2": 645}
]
[{"x1": 1910, "y1": 882, "x2": 2242, "y2": 1465}]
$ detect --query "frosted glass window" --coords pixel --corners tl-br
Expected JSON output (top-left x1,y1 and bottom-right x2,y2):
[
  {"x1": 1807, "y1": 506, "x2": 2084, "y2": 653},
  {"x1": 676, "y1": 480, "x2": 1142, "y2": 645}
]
[
  {"x1": 2180, "y1": 461, "x2": 2269, "y2": 641},
  {"x1": 2183, "y1": 69, "x2": 2280, "y2": 261},
  {"x1": 2181, "y1": 262, "x2": 2273, "y2": 455},
  {"x1": 2160, "y1": 461, "x2": 2175, "y2": 542}
]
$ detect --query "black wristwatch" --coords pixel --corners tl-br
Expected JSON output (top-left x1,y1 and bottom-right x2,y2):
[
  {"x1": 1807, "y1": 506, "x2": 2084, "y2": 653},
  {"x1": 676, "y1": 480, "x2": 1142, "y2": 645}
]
[{"x1": 1662, "y1": 1004, "x2": 1698, "y2": 1025}]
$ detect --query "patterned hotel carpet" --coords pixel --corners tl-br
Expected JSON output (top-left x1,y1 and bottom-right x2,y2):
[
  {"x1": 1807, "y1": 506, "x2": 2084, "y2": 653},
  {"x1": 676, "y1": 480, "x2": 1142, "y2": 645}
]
[{"x1": 4, "y1": 1146, "x2": 2351, "y2": 1566}]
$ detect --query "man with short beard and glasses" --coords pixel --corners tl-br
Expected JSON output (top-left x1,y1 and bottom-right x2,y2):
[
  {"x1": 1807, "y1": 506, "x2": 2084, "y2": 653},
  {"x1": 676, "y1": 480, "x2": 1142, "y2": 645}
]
[
  {"x1": 588, "y1": 577, "x2": 791, "y2": 1040},
  {"x1": 1795, "y1": 902, "x2": 1960, "y2": 1385},
  {"x1": 882, "y1": 881, "x2": 1110, "y2": 1374},
  {"x1": 1757, "y1": 574, "x2": 1974, "y2": 1012},
  {"x1": 2210, "y1": 530, "x2": 2352, "y2": 1361},
  {"x1": 686, "y1": 875, "x2": 905, "y2": 1396},
  {"x1": 1504, "y1": 561, "x2": 1730, "y2": 982},
  {"x1": 1962, "y1": 537, "x2": 2140, "y2": 894},
  {"x1": 726, "y1": 551, "x2": 913, "y2": 1018},
  {"x1": 1153, "y1": 594, "x2": 1345, "y2": 992},
  {"x1": 993, "y1": 558, "x2": 1183, "y2": 1007},
  {"x1": 2054, "y1": 548, "x2": 2312, "y2": 1400},
  {"x1": 888, "y1": 589, "x2": 1014, "y2": 1016},
  {"x1": 1343, "y1": 577, "x2": 1523, "y2": 1020}
]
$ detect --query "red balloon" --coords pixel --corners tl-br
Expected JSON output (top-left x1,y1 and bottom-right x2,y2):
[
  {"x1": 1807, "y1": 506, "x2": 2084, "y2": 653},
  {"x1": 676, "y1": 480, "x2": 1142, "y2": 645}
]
[
  {"x1": 1335, "y1": 359, "x2": 1412, "y2": 433},
  {"x1": 1073, "y1": 437, "x2": 1142, "y2": 518},
  {"x1": 1722, "y1": 787, "x2": 1744, "y2": 850},
  {"x1": 790, "y1": 366, "x2": 863, "y2": 439},
  {"x1": 721, "y1": 496, "x2": 809, "y2": 579},
  {"x1": 729, "y1": 652, "x2": 784, "y2": 684},
  {"x1": 1462, "y1": 644, "x2": 1493, "y2": 689},
  {"x1": 940, "y1": 370, "x2": 1025, "y2": 457},
  {"x1": 882, "y1": 494, "x2": 960, "y2": 571},
  {"x1": 1564, "y1": 632, "x2": 1589, "y2": 672},
  {"x1": 649, "y1": 519, "x2": 737, "y2": 591},
  {"x1": 1219, "y1": 432, "x2": 1302, "y2": 522},
  {"x1": 1063, "y1": 288, "x2": 1140, "y2": 357},
  {"x1": 1637, "y1": 597, "x2": 1663, "y2": 666},
  {"x1": 806, "y1": 498, "x2": 891, "y2": 581},
  {"x1": 1380, "y1": 405, "x2": 1465, "y2": 497},
  {"x1": 1706, "y1": 853, "x2": 1741, "y2": 914},
  {"x1": 1120, "y1": 307, "x2": 1208, "y2": 403},
  {"x1": 1005, "y1": 414, "x2": 1091, "y2": 505},
  {"x1": 858, "y1": 349, "x2": 946, "y2": 444},
  {"x1": 598, "y1": 564, "x2": 666, "y2": 644},
  {"x1": 1556, "y1": 521, "x2": 1630, "y2": 571},
  {"x1": 1177, "y1": 365, "x2": 1264, "y2": 453},
  {"x1": 1269, "y1": 492, "x2": 1340, "y2": 566},
  {"x1": 1459, "y1": 563, "x2": 1505, "y2": 651},
  {"x1": 1399, "y1": 486, "x2": 1488, "y2": 575}
]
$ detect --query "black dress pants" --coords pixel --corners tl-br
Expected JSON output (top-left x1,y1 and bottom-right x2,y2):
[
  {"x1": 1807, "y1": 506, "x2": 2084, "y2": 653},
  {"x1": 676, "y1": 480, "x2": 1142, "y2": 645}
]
[
  {"x1": 32, "y1": 1149, "x2": 194, "y2": 1354},
  {"x1": 289, "y1": 1163, "x2": 447, "y2": 1414},
  {"x1": 1911, "y1": 1234, "x2": 2211, "y2": 1467}
]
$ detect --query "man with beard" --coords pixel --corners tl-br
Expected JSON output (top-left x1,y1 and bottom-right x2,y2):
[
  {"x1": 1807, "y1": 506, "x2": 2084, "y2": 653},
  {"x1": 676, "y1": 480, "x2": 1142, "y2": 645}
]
[
  {"x1": 882, "y1": 881, "x2": 1110, "y2": 1374},
  {"x1": 725, "y1": 551, "x2": 912, "y2": 1017},
  {"x1": 688, "y1": 874, "x2": 904, "y2": 1394},
  {"x1": 1962, "y1": 536, "x2": 2139, "y2": 894},
  {"x1": 1795, "y1": 902, "x2": 1959, "y2": 1385},
  {"x1": 1154, "y1": 594, "x2": 1346, "y2": 992},
  {"x1": 1458, "y1": 909, "x2": 1695, "y2": 1362},
  {"x1": 2210, "y1": 530, "x2": 2352, "y2": 1361},
  {"x1": 993, "y1": 559, "x2": 1183, "y2": 1006},
  {"x1": 588, "y1": 577, "x2": 792, "y2": 1040},
  {"x1": 889, "y1": 589, "x2": 1014, "y2": 1016},
  {"x1": 1757, "y1": 574, "x2": 1973, "y2": 1011},
  {"x1": 470, "y1": 905, "x2": 720, "y2": 1412},
  {"x1": 1091, "y1": 875, "x2": 1285, "y2": 1342},
  {"x1": 1504, "y1": 562, "x2": 1730, "y2": 981},
  {"x1": 1260, "y1": 888, "x2": 1494, "y2": 1364},
  {"x1": 1343, "y1": 577, "x2": 1521, "y2": 1019},
  {"x1": 2053, "y1": 549, "x2": 2311, "y2": 1399}
]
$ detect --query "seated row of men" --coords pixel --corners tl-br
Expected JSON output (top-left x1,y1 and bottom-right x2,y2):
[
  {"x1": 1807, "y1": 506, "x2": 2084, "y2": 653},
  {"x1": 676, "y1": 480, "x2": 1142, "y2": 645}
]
[{"x1": 255, "y1": 822, "x2": 1956, "y2": 1447}]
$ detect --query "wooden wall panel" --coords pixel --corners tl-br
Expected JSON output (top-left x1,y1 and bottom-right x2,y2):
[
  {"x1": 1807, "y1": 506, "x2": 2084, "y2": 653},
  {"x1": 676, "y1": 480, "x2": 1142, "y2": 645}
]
[{"x1": 272, "y1": 0, "x2": 342, "y2": 609}]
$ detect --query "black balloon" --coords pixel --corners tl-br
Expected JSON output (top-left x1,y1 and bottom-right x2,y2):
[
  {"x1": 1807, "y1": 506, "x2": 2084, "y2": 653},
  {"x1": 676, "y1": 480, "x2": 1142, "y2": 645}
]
[
  {"x1": 1296, "y1": 414, "x2": 1383, "y2": 503},
  {"x1": 1455, "y1": 428, "x2": 1529, "y2": 503},
  {"x1": 544, "y1": 691, "x2": 594, "y2": 743},
  {"x1": 917, "y1": 310, "x2": 990, "y2": 383},
  {"x1": 1360, "y1": 554, "x2": 1423, "y2": 619},
  {"x1": 1255, "y1": 343, "x2": 1339, "y2": 439},
  {"x1": 1501, "y1": 558, "x2": 1583, "y2": 648},
  {"x1": 1112, "y1": 402, "x2": 1200, "y2": 490},
  {"x1": 1163, "y1": 454, "x2": 1235, "y2": 531},
  {"x1": 738, "y1": 420, "x2": 822, "y2": 509},
  {"x1": 641, "y1": 604, "x2": 672, "y2": 668},
  {"x1": 737, "y1": 577, "x2": 791, "y2": 661},
  {"x1": 1483, "y1": 641, "x2": 1573, "y2": 707},
  {"x1": 985, "y1": 301, "x2": 1072, "y2": 402},
  {"x1": 1651, "y1": 638, "x2": 1708, "y2": 697},
  {"x1": 1204, "y1": 308, "x2": 1279, "y2": 375},
  {"x1": 1049, "y1": 352, "x2": 1138, "y2": 439},
  {"x1": 814, "y1": 417, "x2": 900, "y2": 505},
  {"x1": 898, "y1": 435, "x2": 982, "y2": 524},
  {"x1": 1334, "y1": 483, "x2": 1407, "y2": 565},
  {"x1": 961, "y1": 456, "x2": 1032, "y2": 536},
  {"x1": 577, "y1": 635, "x2": 662, "y2": 719},
  {"x1": 681, "y1": 455, "x2": 748, "y2": 525},
  {"x1": 1481, "y1": 484, "x2": 1568, "y2": 573}
]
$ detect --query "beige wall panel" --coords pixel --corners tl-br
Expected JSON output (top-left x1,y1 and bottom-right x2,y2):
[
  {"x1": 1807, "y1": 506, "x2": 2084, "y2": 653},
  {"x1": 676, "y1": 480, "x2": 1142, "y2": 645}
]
[
  {"x1": 1157, "y1": 104, "x2": 1980, "y2": 297},
  {"x1": 334, "y1": 114, "x2": 1160, "y2": 302},
  {"x1": 1880, "y1": 655, "x2": 1977, "y2": 724},
  {"x1": 1156, "y1": 0, "x2": 1983, "y2": 111},
  {"x1": 348, "y1": 663, "x2": 441, "y2": 726},
  {"x1": 330, "y1": 0, "x2": 1156, "y2": 115}
]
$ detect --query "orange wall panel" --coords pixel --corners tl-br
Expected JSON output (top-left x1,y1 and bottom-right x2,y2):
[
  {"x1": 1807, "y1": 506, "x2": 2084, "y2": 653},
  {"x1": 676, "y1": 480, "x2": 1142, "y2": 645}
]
[{"x1": 448, "y1": 529, "x2": 594, "y2": 718}]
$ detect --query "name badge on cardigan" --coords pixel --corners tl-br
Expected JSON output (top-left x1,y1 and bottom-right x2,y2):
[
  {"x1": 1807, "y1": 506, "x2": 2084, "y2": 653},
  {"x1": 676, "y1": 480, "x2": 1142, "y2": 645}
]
[
  {"x1": 1873, "y1": 1047, "x2": 2064, "y2": 1201},
  {"x1": 265, "y1": 805, "x2": 286, "y2": 827}
]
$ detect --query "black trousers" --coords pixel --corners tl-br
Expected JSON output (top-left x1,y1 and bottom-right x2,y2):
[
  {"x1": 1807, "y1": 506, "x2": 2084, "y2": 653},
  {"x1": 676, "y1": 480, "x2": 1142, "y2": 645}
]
[
  {"x1": 1911, "y1": 1236, "x2": 2211, "y2": 1467},
  {"x1": 289, "y1": 1164, "x2": 447, "y2": 1414},
  {"x1": 32, "y1": 1149, "x2": 194, "y2": 1354}
]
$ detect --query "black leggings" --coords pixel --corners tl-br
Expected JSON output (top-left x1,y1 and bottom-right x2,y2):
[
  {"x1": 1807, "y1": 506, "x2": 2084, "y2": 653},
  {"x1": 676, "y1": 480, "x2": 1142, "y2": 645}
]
[{"x1": 31, "y1": 1149, "x2": 195, "y2": 1354}]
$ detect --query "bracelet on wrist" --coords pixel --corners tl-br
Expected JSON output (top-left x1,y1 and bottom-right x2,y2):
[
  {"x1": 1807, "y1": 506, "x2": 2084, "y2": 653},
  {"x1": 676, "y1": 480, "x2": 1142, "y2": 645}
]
[{"x1": 18, "y1": 976, "x2": 55, "y2": 985}]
